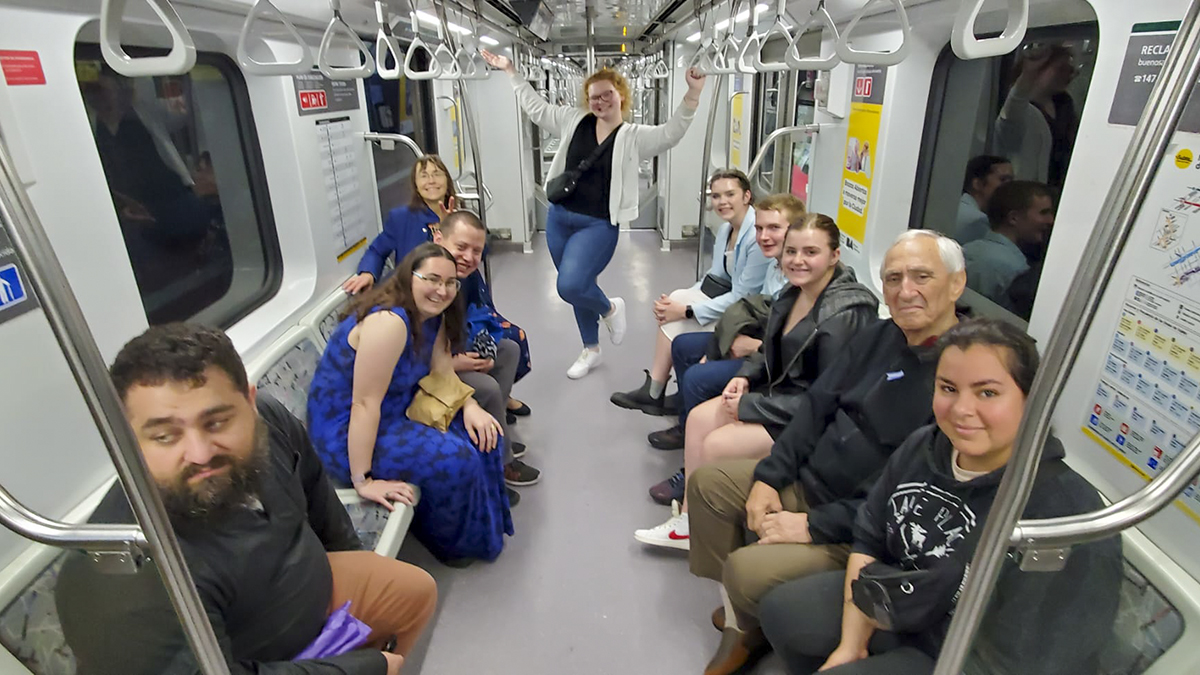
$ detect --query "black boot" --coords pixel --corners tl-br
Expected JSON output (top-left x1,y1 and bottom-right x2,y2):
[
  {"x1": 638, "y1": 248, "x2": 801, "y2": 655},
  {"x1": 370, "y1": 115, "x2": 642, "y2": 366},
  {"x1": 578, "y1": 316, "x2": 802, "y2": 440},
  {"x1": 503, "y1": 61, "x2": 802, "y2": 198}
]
[
  {"x1": 648, "y1": 424, "x2": 685, "y2": 450},
  {"x1": 659, "y1": 393, "x2": 681, "y2": 416},
  {"x1": 610, "y1": 370, "x2": 667, "y2": 415}
]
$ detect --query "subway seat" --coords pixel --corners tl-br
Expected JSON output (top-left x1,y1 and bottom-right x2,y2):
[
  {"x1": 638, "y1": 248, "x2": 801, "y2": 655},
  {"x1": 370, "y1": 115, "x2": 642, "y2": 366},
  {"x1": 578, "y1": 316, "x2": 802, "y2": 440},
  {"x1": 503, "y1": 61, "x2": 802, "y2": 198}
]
[{"x1": 0, "y1": 288, "x2": 421, "y2": 673}]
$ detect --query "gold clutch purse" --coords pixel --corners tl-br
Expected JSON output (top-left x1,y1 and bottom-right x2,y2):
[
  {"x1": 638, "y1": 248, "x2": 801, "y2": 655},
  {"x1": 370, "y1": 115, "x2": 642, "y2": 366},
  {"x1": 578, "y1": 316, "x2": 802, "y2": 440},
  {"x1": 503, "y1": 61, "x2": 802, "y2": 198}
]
[{"x1": 406, "y1": 373, "x2": 475, "y2": 432}]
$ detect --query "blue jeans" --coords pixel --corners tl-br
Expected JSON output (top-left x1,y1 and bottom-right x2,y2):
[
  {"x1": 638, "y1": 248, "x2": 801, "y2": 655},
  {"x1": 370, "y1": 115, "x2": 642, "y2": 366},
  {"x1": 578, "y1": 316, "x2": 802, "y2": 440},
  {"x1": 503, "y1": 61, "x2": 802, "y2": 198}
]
[
  {"x1": 671, "y1": 332, "x2": 744, "y2": 426},
  {"x1": 545, "y1": 203, "x2": 620, "y2": 346}
]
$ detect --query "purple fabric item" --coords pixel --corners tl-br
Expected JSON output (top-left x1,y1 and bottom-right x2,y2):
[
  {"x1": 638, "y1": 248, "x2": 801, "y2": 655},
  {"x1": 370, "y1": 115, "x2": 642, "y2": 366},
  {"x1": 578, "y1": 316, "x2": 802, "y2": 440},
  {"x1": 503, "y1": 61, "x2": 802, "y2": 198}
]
[{"x1": 293, "y1": 601, "x2": 372, "y2": 660}]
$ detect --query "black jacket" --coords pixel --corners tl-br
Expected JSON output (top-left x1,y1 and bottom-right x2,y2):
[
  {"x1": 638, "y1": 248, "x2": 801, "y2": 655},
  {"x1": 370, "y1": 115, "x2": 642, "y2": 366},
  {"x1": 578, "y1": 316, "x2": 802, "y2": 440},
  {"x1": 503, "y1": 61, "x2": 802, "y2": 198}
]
[
  {"x1": 56, "y1": 396, "x2": 384, "y2": 675},
  {"x1": 736, "y1": 264, "x2": 878, "y2": 429},
  {"x1": 856, "y1": 425, "x2": 1122, "y2": 674},
  {"x1": 752, "y1": 319, "x2": 941, "y2": 544}
]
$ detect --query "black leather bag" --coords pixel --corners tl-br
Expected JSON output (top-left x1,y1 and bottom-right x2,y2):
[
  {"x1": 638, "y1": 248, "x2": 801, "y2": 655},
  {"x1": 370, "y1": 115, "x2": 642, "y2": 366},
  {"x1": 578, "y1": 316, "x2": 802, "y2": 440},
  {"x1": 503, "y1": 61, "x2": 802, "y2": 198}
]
[
  {"x1": 850, "y1": 561, "x2": 964, "y2": 633},
  {"x1": 547, "y1": 124, "x2": 621, "y2": 203},
  {"x1": 699, "y1": 273, "x2": 733, "y2": 298}
]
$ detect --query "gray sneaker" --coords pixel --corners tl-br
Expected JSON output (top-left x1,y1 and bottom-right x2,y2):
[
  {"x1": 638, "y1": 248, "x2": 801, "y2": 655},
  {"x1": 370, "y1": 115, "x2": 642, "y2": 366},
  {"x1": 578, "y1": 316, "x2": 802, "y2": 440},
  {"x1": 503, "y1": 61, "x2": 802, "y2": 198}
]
[{"x1": 504, "y1": 459, "x2": 542, "y2": 487}]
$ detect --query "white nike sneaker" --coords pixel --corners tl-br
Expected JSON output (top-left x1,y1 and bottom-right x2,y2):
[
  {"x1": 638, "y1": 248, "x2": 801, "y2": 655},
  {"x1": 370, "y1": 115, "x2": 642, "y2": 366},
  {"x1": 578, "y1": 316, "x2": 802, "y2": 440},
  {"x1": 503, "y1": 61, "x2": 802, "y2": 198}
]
[
  {"x1": 634, "y1": 500, "x2": 690, "y2": 550},
  {"x1": 602, "y1": 297, "x2": 627, "y2": 345},
  {"x1": 567, "y1": 348, "x2": 603, "y2": 380}
]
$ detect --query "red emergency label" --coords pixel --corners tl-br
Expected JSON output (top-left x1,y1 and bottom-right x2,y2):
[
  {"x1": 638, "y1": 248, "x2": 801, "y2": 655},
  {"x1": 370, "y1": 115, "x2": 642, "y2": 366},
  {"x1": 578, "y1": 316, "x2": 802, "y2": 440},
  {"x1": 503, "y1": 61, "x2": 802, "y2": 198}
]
[
  {"x1": 298, "y1": 90, "x2": 328, "y2": 111},
  {"x1": 0, "y1": 50, "x2": 46, "y2": 86},
  {"x1": 854, "y1": 76, "x2": 873, "y2": 98}
]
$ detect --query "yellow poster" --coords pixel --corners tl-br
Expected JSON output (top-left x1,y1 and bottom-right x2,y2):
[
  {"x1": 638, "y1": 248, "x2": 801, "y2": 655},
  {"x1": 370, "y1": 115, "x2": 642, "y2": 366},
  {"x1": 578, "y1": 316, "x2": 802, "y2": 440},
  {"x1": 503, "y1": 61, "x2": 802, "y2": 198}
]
[
  {"x1": 730, "y1": 92, "x2": 746, "y2": 169},
  {"x1": 837, "y1": 65, "x2": 888, "y2": 246}
]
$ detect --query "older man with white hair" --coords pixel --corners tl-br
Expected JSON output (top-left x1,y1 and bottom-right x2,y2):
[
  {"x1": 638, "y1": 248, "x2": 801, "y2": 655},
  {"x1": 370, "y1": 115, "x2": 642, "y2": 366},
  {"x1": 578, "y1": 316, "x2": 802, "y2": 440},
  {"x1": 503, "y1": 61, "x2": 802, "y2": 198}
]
[{"x1": 686, "y1": 229, "x2": 967, "y2": 675}]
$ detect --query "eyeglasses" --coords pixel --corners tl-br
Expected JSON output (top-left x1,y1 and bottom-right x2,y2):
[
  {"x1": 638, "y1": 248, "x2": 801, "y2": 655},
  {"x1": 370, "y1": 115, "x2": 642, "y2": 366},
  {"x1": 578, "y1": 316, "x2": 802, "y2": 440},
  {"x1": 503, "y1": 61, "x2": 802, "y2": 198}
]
[
  {"x1": 412, "y1": 271, "x2": 461, "y2": 291},
  {"x1": 417, "y1": 170, "x2": 447, "y2": 181},
  {"x1": 588, "y1": 90, "x2": 615, "y2": 105}
]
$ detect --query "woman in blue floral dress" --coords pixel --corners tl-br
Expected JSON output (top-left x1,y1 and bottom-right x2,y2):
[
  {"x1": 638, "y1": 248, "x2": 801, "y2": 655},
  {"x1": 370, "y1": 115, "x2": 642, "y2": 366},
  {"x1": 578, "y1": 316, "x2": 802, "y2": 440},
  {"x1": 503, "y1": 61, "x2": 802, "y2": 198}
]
[{"x1": 309, "y1": 243, "x2": 512, "y2": 563}]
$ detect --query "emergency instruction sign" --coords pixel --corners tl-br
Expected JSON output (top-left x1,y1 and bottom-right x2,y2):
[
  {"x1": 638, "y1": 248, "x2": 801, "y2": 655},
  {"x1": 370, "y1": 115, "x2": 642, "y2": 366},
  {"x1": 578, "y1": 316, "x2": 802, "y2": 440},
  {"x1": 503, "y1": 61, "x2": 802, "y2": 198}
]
[{"x1": 291, "y1": 72, "x2": 360, "y2": 117}]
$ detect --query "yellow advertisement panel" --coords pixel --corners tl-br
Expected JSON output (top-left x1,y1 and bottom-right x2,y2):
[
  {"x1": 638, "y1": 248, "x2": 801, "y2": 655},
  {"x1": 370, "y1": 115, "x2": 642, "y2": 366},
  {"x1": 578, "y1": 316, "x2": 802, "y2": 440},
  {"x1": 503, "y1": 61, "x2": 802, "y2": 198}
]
[
  {"x1": 837, "y1": 65, "x2": 889, "y2": 247},
  {"x1": 730, "y1": 92, "x2": 746, "y2": 168}
]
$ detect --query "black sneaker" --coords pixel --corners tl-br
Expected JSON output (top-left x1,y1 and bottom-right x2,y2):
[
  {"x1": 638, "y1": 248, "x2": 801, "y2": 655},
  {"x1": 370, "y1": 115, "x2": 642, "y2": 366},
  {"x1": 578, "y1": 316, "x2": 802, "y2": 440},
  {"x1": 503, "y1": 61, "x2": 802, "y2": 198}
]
[
  {"x1": 506, "y1": 411, "x2": 518, "y2": 425},
  {"x1": 504, "y1": 459, "x2": 541, "y2": 486},
  {"x1": 648, "y1": 424, "x2": 685, "y2": 450},
  {"x1": 506, "y1": 487, "x2": 520, "y2": 507},
  {"x1": 511, "y1": 441, "x2": 527, "y2": 459},
  {"x1": 610, "y1": 369, "x2": 668, "y2": 415}
]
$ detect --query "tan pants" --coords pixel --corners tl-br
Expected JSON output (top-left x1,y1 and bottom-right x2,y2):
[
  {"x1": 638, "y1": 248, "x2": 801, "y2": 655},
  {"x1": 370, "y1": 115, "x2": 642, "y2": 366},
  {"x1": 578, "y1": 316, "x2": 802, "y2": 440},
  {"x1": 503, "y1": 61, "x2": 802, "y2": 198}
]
[
  {"x1": 687, "y1": 460, "x2": 850, "y2": 629},
  {"x1": 327, "y1": 551, "x2": 438, "y2": 655}
]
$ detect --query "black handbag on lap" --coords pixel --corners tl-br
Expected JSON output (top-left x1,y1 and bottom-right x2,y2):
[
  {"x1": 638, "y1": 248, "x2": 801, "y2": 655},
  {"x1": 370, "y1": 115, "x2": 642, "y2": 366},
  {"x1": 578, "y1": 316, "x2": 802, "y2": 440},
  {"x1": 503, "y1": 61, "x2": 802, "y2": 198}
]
[
  {"x1": 851, "y1": 561, "x2": 966, "y2": 633},
  {"x1": 699, "y1": 273, "x2": 733, "y2": 298},
  {"x1": 547, "y1": 123, "x2": 621, "y2": 203}
]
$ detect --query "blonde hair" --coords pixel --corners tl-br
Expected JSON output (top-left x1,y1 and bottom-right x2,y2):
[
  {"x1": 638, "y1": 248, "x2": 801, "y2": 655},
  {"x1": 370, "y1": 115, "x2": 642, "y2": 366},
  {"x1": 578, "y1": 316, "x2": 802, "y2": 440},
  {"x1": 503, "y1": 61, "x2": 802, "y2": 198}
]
[
  {"x1": 756, "y1": 193, "x2": 807, "y2": 225},
  {"x1": 582, "y1": 69, "x2": 632, "y2": 115}
]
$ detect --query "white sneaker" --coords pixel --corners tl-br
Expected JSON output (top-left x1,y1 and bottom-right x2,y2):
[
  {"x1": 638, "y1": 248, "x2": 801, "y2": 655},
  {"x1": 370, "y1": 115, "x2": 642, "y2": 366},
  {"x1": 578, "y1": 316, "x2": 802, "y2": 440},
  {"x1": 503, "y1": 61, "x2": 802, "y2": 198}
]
[
  {"x1": 566, "y1": 348, "x2": 603, "y2": 380},
  {"x1": 634, "y1": 500, "x2": 690, "y2": 550},
  {"x1": 602, "y1": 297, "x2": 627, "y2": 346}
]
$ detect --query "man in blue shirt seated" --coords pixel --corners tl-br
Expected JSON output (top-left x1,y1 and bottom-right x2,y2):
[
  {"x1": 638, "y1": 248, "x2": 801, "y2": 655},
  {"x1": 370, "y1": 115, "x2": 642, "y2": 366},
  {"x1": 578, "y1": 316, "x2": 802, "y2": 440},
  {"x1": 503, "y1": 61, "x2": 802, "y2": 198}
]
[
  {"x1": 434, "y1": 211, "x2": 542, "y2": 495},
  {"x1": 962, "y1": 180, "x2": 1054, "y2": 305},
  {"x1": 955, "y1": 155, "x2": 1013, "y2": 244},
  {"x1": 57, "y1": 324, "x2": 436, "y2": 675}
]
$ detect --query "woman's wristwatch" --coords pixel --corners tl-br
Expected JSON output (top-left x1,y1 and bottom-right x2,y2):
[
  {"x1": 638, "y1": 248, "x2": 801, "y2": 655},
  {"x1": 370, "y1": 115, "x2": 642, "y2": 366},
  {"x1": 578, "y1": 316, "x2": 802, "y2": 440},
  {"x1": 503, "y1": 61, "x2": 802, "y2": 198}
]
[
  {"x1": 685, "y1": 306, "x2": 695, "y2": 319},
  {"x1": 351, "y1": 471, "x2": 373, "y2": 488}
]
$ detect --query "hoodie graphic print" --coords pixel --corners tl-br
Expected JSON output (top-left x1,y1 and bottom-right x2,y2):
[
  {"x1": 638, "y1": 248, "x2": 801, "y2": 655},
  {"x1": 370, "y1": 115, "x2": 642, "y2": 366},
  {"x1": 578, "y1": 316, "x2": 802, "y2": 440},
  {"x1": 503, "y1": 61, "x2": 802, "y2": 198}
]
[{"x1": 888, "y1": 481, "x2": 979, "y2": 564}]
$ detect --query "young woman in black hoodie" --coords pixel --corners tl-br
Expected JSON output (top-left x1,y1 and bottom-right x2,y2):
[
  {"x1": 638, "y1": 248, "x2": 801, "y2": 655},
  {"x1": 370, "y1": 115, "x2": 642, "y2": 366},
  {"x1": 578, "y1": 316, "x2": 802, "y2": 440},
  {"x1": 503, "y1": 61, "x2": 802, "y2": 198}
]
[
  {"x1": 758, "y1": 318, "x2": 1122, "y2": 674},
  {"x1": 635, "y1": 214, "x2": 879, "y2": 550}
]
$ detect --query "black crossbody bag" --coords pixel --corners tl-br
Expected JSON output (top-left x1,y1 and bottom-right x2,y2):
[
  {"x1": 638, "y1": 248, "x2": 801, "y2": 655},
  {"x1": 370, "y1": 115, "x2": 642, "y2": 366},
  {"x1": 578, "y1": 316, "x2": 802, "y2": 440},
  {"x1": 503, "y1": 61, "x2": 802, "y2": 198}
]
[{"x1": 547, "y1": 123, "x2": 621, "y2": 203}]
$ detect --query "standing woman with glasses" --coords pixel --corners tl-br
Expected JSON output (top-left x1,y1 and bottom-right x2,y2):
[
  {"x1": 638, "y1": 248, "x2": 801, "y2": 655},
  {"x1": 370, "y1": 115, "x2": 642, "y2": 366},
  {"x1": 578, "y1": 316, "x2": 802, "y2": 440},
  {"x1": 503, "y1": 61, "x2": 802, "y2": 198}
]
[
  {"x1": 309, "y1": 243, "x2": 513, "y2": 564},
  {"x1": 343, "y1": 155, "x2": 458, "y2": 295},
  {"x1": 481, "y1": 49, "x2": 706, "y2": 379}
]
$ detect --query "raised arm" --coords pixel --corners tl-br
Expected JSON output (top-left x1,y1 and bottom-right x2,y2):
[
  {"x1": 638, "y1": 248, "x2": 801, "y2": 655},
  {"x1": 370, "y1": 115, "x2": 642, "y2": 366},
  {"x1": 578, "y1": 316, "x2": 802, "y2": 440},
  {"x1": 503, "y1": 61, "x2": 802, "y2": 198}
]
[
  {"x1": 481, "y1": 49, "x2": 579, "y2": 135},
  {"x1": 634, "y1": 68, "x2": 705, "y2": 157}
]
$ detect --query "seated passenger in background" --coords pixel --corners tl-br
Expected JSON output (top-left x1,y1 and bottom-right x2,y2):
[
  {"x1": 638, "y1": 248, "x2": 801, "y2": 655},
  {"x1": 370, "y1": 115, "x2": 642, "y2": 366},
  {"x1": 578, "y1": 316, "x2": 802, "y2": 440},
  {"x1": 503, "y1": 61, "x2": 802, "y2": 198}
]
[
  {"x1": 344, "y1": 154, "x2": 456, "y2": 295},
  {"x1": 635, "y1": 214, "x2": 878, "y2": 550},
  {"x1": 760, "y1": 318, "x2": 1121, "y2": 675},
  {"x1": 646, "y1": 194, "x2": 803, "y2": 508},
  {"x1": 610, "y1": 169, "x2": 769, "y2": 411},
  {"x1": 434, "y1": 211, "x2": 542, "y2": 494},
  {"x1": 963, "y1": 181, "x2": 1055, "y2": 305},
  {"x1": 57, "y1": 324, "x2": 435, "y2": 674},
  {"x1": 309, "y1": 243, "x2": 513, "y2": 564},
  {"x1": 955, "y1": 155, "x2": 1013, "y2": 244},
  {"x1": 685, "y1": 230, "x2": 965, "y2": 675}
]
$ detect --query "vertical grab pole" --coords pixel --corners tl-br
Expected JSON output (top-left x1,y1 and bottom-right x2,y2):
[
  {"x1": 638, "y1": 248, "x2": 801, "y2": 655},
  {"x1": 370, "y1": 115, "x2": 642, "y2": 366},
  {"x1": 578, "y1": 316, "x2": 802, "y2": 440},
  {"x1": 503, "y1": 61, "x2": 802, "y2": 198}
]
[
  {"x1": 931, "y1": 1, "x2": 1200, "y2": 672},
  {"x1": 0, "y1": 131, "x2": 230, "y2": 671},
  {"x1": 695, "y1": 70, "x2": 727, "y2": 279}
]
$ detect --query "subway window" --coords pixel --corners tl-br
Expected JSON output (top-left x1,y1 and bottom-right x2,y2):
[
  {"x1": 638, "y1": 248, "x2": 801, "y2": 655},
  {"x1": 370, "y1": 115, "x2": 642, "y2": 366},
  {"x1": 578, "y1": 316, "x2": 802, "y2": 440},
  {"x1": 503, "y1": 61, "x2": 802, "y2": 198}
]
[
  {"x1": 365, "y1": 56, "x2": 433, "y2": 217},
  {"x1": 911, "y1": 22, "x2": 1099, "y2": 323},
  {"x1": 74, "y1": 45, "x2": 281, "y2": 327}
]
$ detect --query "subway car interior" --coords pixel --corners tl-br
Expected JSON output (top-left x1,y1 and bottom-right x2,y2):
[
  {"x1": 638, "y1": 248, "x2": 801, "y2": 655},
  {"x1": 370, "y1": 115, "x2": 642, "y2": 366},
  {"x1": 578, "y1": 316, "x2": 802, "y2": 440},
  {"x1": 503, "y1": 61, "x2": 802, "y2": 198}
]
[{"x1": 2, "y1": 0, "x2": 1200, "y2": 673}]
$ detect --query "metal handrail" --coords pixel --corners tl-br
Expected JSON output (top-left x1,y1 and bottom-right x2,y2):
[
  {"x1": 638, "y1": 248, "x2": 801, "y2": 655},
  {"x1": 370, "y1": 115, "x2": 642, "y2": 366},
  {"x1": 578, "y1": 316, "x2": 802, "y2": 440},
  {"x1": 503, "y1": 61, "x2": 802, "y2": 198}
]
[
  {"x1": 436, "y1": 95, "x2": 466, "y2": 180},
  {"x1": 1010, "y1": 429, "x2": 1200, "y2": 549},
  {"x1": 932, "y1": 0, "x2": 1200, "y2": 672},
  {"x1": 952, "y1": 0, "x2": 1029, "y2": 61},
  {"x1": 835, "y1": 0, "x2": 912, "y2": 67},
  {"x1": 0, "y1": 112, "x2": 229, "y2": 673},
  {"x1": 695, "y1": 73, "x2": 728, "y2": 277},
  {"x1": 100, "y1": 0, "x2": 197, "y2": 76},
  {"x1": 362, "y1": 132, "x2": 425, "y2": 159},
  {"x1": 317, "y1": 0, "x2": 376, "y2": 79},
  {"x1": 237, "y1": 0, "x2": 315, "y2": 76},
  {"x1": 746, "y1": 123, "x2": 820, "y2": 180},
  {"x1": 0, "y1": 485, "x2": 147, "y2": 552}
]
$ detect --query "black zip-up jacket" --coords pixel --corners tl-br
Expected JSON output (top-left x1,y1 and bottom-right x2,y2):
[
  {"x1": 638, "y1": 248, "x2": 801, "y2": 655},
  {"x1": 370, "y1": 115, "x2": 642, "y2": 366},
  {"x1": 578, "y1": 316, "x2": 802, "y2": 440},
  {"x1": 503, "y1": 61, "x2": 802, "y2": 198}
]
[
  {"x1": 752, "y1": 318, "x2": 940, "y2": 544},
  {"x1": 736, "y1": 264, "x2": 878, "y2": 429},
  {"x1": 855, "y1": 425, "x2": 1122, "y2": 674},
  {"x1": 56, "y1": 396, "x2": 385, "y2": 675}
]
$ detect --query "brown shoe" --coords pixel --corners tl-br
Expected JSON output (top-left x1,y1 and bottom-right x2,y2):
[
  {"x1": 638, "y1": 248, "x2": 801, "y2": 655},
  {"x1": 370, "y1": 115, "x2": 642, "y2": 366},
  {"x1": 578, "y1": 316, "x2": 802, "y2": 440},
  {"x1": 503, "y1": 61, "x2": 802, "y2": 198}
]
[
  {"x1": 711, "y1": 606, "x2": 725, "y2": 632},
  {"x1": 703, "y1": 627, "x2": 769, "y2": 675}
]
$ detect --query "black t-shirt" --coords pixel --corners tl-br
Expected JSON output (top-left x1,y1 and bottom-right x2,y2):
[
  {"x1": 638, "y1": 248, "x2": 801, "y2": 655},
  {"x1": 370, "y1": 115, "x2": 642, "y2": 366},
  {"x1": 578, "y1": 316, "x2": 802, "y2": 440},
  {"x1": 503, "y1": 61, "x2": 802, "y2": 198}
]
[{"x1": 555, "y1": 115, "x2": 619, "y2": 220}]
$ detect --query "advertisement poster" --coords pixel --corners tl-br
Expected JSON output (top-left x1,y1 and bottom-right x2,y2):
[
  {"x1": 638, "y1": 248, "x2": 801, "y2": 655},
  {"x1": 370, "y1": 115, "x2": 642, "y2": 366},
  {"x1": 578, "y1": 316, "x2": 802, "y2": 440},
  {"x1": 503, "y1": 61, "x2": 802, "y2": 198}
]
[
  {"x1": 837, "y1": 65, "x2": 888, "y2": 248},
  {"x1": 730, "y1": 92, "x2": 746, "y2": 169},
  {"x1": 1079, "y1": 143, "x2": 1200, "y2": 523}
]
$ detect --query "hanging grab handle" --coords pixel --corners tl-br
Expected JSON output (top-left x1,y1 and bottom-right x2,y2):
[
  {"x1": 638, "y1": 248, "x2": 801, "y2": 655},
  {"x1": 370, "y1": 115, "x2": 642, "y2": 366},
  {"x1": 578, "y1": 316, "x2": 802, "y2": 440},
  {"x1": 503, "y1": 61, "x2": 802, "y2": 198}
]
[
  {"x1": 403, "y1": 5, "x2": 440, "y2": 79},
  {"x1": 835, "y1": 0, "x2": 912, "y2": 67},
  {"x1": 785, "y1": 2, "x2": 841, "y2": 71},
  {"x1": 951, "y1": 0, "x2": 1029, "y2": 60},
  {"x1": 100, "y1": 0, "x2": 197, "y2": 76},
  {"x1": 751, "y1": 0, "x2": 796, "y2": 72},
  {"x1": 375, "y1": 0, "x2": 405, "y2": 80},
  {"x1": 435, "y1": 43, "x2": 462, "y2": 79},
  {"x1": 237, "y1": 0, "x2": 315, "y2": 76},
  {"x1": 318, "y1": 0, "x2": 376, "y2": 79}
]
